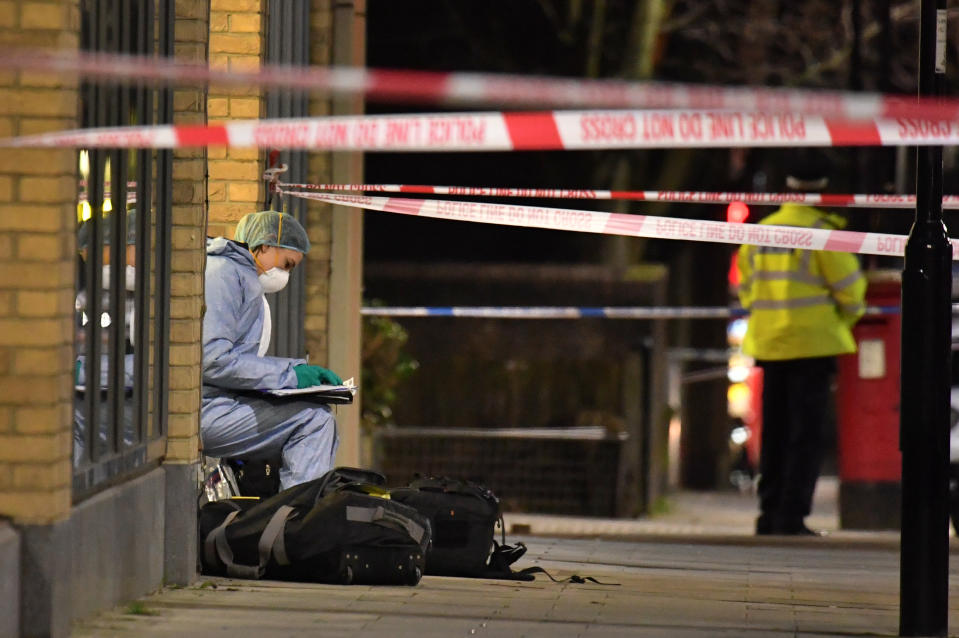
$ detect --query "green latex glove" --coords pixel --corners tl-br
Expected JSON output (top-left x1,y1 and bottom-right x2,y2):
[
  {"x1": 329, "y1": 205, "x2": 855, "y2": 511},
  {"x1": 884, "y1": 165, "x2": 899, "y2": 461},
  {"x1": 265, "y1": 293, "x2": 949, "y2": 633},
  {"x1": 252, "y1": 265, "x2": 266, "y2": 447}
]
[
  {"x1": 294, "y1": 364, "x2": 343, "y2": 388},
  {"x1": 315, "y1": 366, "x2": 343, "y2": 386},
  {"x1": 294, "y1": 365, "x2": 322, "y2": 388}
]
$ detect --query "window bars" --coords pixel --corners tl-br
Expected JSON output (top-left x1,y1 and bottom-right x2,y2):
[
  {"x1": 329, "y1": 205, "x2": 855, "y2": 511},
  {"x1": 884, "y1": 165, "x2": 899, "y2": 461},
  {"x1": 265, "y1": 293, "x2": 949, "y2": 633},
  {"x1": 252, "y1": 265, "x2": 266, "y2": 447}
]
[{"x1": 73, "y1": 0, "x2": 173, "y2": 499}]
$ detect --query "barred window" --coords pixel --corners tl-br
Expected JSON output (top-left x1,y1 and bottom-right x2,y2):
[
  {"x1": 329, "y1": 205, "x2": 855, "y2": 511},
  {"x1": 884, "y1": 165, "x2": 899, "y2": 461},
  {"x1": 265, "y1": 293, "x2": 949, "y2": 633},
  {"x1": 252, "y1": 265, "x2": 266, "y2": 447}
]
[{"x1": 73, "y1": 0, "x2": 174, "y2": 499}]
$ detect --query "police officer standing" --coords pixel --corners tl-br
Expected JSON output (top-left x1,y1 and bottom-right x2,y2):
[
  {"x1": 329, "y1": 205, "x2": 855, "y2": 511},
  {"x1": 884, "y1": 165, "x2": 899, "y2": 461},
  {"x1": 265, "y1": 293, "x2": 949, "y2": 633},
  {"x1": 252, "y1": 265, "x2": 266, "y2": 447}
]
[{"x1": 737, "y1": 153, "x2": 867, "y2": 535}]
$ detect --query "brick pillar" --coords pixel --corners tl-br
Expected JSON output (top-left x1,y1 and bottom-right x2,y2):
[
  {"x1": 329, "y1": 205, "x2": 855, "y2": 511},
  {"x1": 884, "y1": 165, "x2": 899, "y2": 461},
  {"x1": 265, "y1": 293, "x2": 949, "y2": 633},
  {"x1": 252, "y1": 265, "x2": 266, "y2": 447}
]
[
  {"x1": 0, "y1": 0, "x2": 78, "y2": 530},
  {"x1": 207, "y1": 0, "x2": 266, "y2": 239},
  {"x1": 326, "y1": 0, "x2": 365, "y2": 466},
  {"x1": 0, "y1": 4, "x2": 81, "y2": 636},
  {"x1": 161, "y1": 0, "x2": 211, "y2": 587},
  {"x1": 167, "y1": 0, "x2": 208, "y2": 466}
]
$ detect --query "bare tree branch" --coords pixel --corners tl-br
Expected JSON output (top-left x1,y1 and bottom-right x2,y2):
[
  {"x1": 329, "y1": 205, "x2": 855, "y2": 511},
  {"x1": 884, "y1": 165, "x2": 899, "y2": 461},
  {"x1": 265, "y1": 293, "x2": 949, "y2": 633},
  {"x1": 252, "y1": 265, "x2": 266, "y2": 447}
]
[{"x1": 585, "y1": 0, "x2": 607, "y2": 77}]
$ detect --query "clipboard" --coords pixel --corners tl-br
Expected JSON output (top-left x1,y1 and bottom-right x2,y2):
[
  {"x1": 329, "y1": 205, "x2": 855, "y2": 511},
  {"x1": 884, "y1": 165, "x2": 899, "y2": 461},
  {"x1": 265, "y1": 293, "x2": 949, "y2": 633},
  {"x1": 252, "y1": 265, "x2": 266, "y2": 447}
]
[{"x1": 264, "y1": 377, "x2": 357, "y2": 405}]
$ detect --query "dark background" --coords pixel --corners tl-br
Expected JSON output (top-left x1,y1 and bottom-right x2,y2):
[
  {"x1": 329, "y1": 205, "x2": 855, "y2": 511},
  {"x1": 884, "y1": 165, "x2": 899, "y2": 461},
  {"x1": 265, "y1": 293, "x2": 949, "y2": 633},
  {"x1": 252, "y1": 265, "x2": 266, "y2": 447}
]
[
  {"x1": 360, "y1": 1, "x2": 958, "y2": 490},
  {"x1": 363, "y1": 1, "x2": 959, "y2": 268}
]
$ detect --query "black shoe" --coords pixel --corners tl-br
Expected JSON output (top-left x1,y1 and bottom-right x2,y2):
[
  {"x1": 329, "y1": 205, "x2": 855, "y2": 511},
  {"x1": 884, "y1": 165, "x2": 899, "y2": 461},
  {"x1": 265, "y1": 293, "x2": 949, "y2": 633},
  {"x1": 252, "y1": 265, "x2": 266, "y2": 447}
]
[
  {"x1": 781, "y1": 524, "x2": 825, "y2": 537},
  {"x1": 756, "y1": 517, "x2": 824, "y2": 536},
  {"x1": 755, "y1": 516, "x2": 776, "y2": 535}
]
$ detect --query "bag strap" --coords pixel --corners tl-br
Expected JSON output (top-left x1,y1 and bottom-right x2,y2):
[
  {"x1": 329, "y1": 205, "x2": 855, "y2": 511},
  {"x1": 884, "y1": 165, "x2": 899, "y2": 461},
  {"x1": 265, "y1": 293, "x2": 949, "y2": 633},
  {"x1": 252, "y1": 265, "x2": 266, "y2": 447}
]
[
  {"x1": 258, "y1": 504, "x2": 295, "y2": 567},
  {"x1": 203, "y1": 510, "x2": 237, "y2": 571},
  {"x1": 206, "y1": 510, "x2": 263, "y2": 579},
  {"x1": 513, "y1": 566, "x2": 621, "y2": 586},
  {"x1": 203, "y1": 504, "x2": 296, "y2": 579},
  {"x1": 345, "y1": 505, "x2": 426, "y2": 545},
  {"x1": 480, "y1": 540, "x2": 619, "y2": 585},
  {"x1": 411, "y1": 477, "x2": 499, "y2": 507},
  {"x1": 482, "y1": 539, "x2": 533, "y2": 580}
]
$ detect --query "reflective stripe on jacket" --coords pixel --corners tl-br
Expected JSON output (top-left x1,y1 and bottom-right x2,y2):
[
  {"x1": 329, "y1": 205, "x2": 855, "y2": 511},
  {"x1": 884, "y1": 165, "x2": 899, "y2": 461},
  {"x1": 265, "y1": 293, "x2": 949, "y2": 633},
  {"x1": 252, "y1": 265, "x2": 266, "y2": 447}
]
[{"x1": 736, "y1": 203, "x2": 866, "y2": 360}]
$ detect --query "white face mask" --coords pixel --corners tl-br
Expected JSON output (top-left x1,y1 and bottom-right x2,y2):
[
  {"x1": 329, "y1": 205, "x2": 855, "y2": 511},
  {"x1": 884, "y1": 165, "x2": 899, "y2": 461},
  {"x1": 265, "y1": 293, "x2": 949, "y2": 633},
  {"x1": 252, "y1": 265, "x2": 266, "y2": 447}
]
[
  {"x1": 258, "y1": 267, "x2": 290, "y2": 294},
  {"x1": 102, "y1": 264, "x2": 137, "y2": 291}
]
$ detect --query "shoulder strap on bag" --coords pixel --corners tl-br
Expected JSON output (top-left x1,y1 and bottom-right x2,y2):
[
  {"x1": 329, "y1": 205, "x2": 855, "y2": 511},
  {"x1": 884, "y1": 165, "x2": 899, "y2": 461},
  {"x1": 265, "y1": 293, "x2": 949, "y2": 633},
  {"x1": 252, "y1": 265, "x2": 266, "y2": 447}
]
[
  {"x1": 409, "y1": 476, "x2": 500, "y2": 511},
  {"x1": 203, "y1": 509, "x2": 237, "y2": 572},
  {"x1": 203, "y1": 504, "x2": 297, "y2": 579},
  {"x1": 346, "y1": 504, "x2": 426, "y2": 545},
  {"x1": 206, "y1": 510, "x2": 265, "y2": 579},
  {"x1": 258, "y1": 504, "x2": 296, "y2": 567}
]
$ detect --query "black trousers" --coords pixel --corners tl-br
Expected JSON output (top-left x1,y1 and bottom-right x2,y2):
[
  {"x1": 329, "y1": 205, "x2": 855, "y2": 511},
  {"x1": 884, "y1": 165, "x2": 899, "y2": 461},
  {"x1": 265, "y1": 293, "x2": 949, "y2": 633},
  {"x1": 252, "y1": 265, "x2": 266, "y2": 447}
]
[{"x1": 756, "y1": 356, "x2": 836, "y2": 532}]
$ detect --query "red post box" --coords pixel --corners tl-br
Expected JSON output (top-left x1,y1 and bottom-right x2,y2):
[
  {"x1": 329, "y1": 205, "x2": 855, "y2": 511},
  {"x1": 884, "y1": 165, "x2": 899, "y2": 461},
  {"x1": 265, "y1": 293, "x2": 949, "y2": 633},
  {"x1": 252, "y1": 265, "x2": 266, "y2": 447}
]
[
  {"x1": 744, "y1": 366, "x2": 763, "y2": 471},
  {"x1": 836, "y1": 271, "x2": 902, "y2": 529}
]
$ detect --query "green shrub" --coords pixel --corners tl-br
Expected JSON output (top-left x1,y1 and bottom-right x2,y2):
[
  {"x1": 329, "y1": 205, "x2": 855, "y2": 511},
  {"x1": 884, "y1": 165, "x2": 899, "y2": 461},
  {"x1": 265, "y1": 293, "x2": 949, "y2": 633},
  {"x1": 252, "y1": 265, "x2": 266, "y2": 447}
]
[{"x1": 361, "y1": 303, "x2": 419, "y2": 431}]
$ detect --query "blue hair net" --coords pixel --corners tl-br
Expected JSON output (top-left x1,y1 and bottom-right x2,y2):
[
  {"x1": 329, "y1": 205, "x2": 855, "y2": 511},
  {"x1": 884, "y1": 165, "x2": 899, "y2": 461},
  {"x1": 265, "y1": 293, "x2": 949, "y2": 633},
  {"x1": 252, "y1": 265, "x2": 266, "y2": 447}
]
[
  {"x1": 78, "y1": 208, "x2": 137, "y2": 251},
  {"x1": 235, "y1": 210, "x2": 310, "y2": 254},
  {"x1": 233, "y1": 211, "x2": 254, "y2": 244}
]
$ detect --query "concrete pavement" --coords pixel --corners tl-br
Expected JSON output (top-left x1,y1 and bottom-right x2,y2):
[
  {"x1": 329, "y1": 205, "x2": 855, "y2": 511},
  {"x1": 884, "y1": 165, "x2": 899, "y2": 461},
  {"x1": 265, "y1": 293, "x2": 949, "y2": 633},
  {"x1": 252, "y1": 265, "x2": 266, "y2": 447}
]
[
  {"x1": 72, "y1": 478, "x2": 959, "y2": 637},
  {"x1": 502, "y1": 475, "x2": 904, "y2": 546}
]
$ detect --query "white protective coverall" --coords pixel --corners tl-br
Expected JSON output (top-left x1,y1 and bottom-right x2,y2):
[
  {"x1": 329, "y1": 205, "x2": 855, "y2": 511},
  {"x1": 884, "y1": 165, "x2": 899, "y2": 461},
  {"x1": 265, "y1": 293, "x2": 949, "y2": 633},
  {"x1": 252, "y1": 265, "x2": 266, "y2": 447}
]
[{"x1": 201, "y1": 236, "x2": 338, "y2": 489}]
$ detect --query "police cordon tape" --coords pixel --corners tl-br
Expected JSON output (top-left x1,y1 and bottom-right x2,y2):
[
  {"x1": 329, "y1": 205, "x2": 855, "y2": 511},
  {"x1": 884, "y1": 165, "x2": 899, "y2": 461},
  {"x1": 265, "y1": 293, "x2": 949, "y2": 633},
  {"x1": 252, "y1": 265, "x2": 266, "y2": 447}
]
[
  {"x1": 6, "y1": 110, "x2": 959, "y2": 151},
  {"x1": 7, "y1": 47, "x2": 959, "y2": 121},
  {"x1": 77, "y1": 191, "x2": 137, "y2": 204},
  {"x1": 360, "y1": 305, "x2": 899, "y2": 320},
  {"x1": 280, "y1": 190, "x2": 959, "y2": 261},
  {"x1": 278, "y1": 182, "x2": 959, "y2": 209}
]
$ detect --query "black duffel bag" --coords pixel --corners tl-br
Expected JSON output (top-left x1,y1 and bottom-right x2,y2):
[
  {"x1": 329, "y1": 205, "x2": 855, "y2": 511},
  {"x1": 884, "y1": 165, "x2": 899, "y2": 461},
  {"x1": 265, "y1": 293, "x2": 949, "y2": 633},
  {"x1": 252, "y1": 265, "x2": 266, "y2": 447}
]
[
  {"x1": 391, "y1": 476, "x2": 522, "y2": 578},
  {"x1": 200, "y1": 468, "x2": 430, "y2": 585}
]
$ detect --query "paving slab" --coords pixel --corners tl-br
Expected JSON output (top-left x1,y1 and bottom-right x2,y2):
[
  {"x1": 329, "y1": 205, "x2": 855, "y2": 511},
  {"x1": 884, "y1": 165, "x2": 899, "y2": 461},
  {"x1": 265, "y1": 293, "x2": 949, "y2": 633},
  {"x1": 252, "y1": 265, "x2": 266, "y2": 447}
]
[
  {"x1": 73, "y1": 533, "x2": 959, "y2": 638},
  {"x1": 72, "y1": 478, "x2": 959, "y2": 637}
]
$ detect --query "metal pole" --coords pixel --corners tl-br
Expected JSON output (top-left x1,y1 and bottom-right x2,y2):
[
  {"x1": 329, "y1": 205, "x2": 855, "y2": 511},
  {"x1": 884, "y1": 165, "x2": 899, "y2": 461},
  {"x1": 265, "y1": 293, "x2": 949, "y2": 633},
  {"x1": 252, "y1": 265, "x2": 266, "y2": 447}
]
[
  {"x1": 899, "y1": 0, "x2": 951, "y2": 634},
  {"x1": 153, "y1": 0, "x2": 174, "y2": 439}
]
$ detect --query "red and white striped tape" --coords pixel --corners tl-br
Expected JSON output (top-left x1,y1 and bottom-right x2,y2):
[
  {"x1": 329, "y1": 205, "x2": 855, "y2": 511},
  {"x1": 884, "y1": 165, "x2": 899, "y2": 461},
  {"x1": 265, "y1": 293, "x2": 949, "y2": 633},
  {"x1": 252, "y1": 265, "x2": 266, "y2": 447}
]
[
  {"x1": 77, "y1": 191, "x2": 137, "y2": 204},
  {"x1": 5, "y1": 47, "x2": 959, "y2": 121},
  {"x1": 5, "y1": 110, "x2": 959, "y2": 151},
  {"x1": 280, "y1": 190, "x2": 958, "y2": 260},
  {"x1": 278, "y1": 182, "x2": 959, "y2": 210}
]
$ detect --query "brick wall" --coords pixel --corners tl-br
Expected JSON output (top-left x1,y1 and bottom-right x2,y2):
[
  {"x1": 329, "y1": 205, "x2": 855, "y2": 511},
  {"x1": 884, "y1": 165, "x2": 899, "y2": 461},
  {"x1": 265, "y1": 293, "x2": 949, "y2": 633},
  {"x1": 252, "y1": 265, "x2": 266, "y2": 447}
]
[
  {"x1": 204, "y1": 0, "x2": 340, "y2": 366},
  {"x1": 166, "y1": 0, "x2": 210, "y2": 464},
  {"x1": 207, "y1": 0, "x2": 266, "y2": 239},
  {"x1": 0, "y1": 0, "x2": 80, "y2": 525},
  {"x1": 203, "y1": 0, "x2": 345, "y2": 425}
]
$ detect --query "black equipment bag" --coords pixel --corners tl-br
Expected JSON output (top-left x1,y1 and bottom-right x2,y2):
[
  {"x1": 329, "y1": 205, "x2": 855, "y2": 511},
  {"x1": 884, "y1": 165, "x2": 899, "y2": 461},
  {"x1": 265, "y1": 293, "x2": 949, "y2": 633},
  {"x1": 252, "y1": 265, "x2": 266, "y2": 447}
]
[
  {"x1": 315, "y1": 466, "x2": 387, "y2": 493},
  {"x1": 391, "y1": 476, "x2": 521, "y2": 578},
  {"x1": 225, "y1": 457, "x2": 281, "y2": 498},
  {"x1": 224, "y1": 460, "x2": 385, "y2": 500},
  {"x1": 199, "y1": 468, "x2": 429, "y2": 585}
]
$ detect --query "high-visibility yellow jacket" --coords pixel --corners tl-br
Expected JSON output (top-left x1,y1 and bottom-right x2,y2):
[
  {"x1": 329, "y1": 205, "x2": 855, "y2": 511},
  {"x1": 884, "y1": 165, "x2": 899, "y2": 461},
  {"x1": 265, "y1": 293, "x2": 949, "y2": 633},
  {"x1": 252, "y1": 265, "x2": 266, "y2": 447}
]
[{"x1": 737, "y1": 203, "x2": 866, "y2": 361}]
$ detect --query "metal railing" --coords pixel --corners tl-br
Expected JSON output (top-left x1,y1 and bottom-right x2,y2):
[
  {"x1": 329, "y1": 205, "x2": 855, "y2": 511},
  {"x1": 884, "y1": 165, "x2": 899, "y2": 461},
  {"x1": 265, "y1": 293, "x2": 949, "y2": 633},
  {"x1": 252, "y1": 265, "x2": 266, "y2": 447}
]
[{"x1": 73, "y1": 0, "x2": 173, "y2": 500}]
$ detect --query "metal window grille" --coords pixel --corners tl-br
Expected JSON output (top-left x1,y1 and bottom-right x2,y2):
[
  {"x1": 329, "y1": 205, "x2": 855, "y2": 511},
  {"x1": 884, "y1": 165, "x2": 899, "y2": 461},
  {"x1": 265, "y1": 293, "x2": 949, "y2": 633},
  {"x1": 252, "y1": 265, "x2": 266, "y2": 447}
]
[
  {"x1": 73, "y1": 0, "x2": 173, "y2": 500},
  {"x1": 264, "y1": 0, "x2": 310, "y2": 358}
]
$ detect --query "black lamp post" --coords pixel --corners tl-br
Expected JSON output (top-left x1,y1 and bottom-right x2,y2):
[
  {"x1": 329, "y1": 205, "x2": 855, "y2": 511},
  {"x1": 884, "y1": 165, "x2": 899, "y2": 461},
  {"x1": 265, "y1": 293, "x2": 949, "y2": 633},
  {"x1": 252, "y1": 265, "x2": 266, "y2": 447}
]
[{"x1": 898, "y1": 0, "x2": 952, "y2": 635}]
